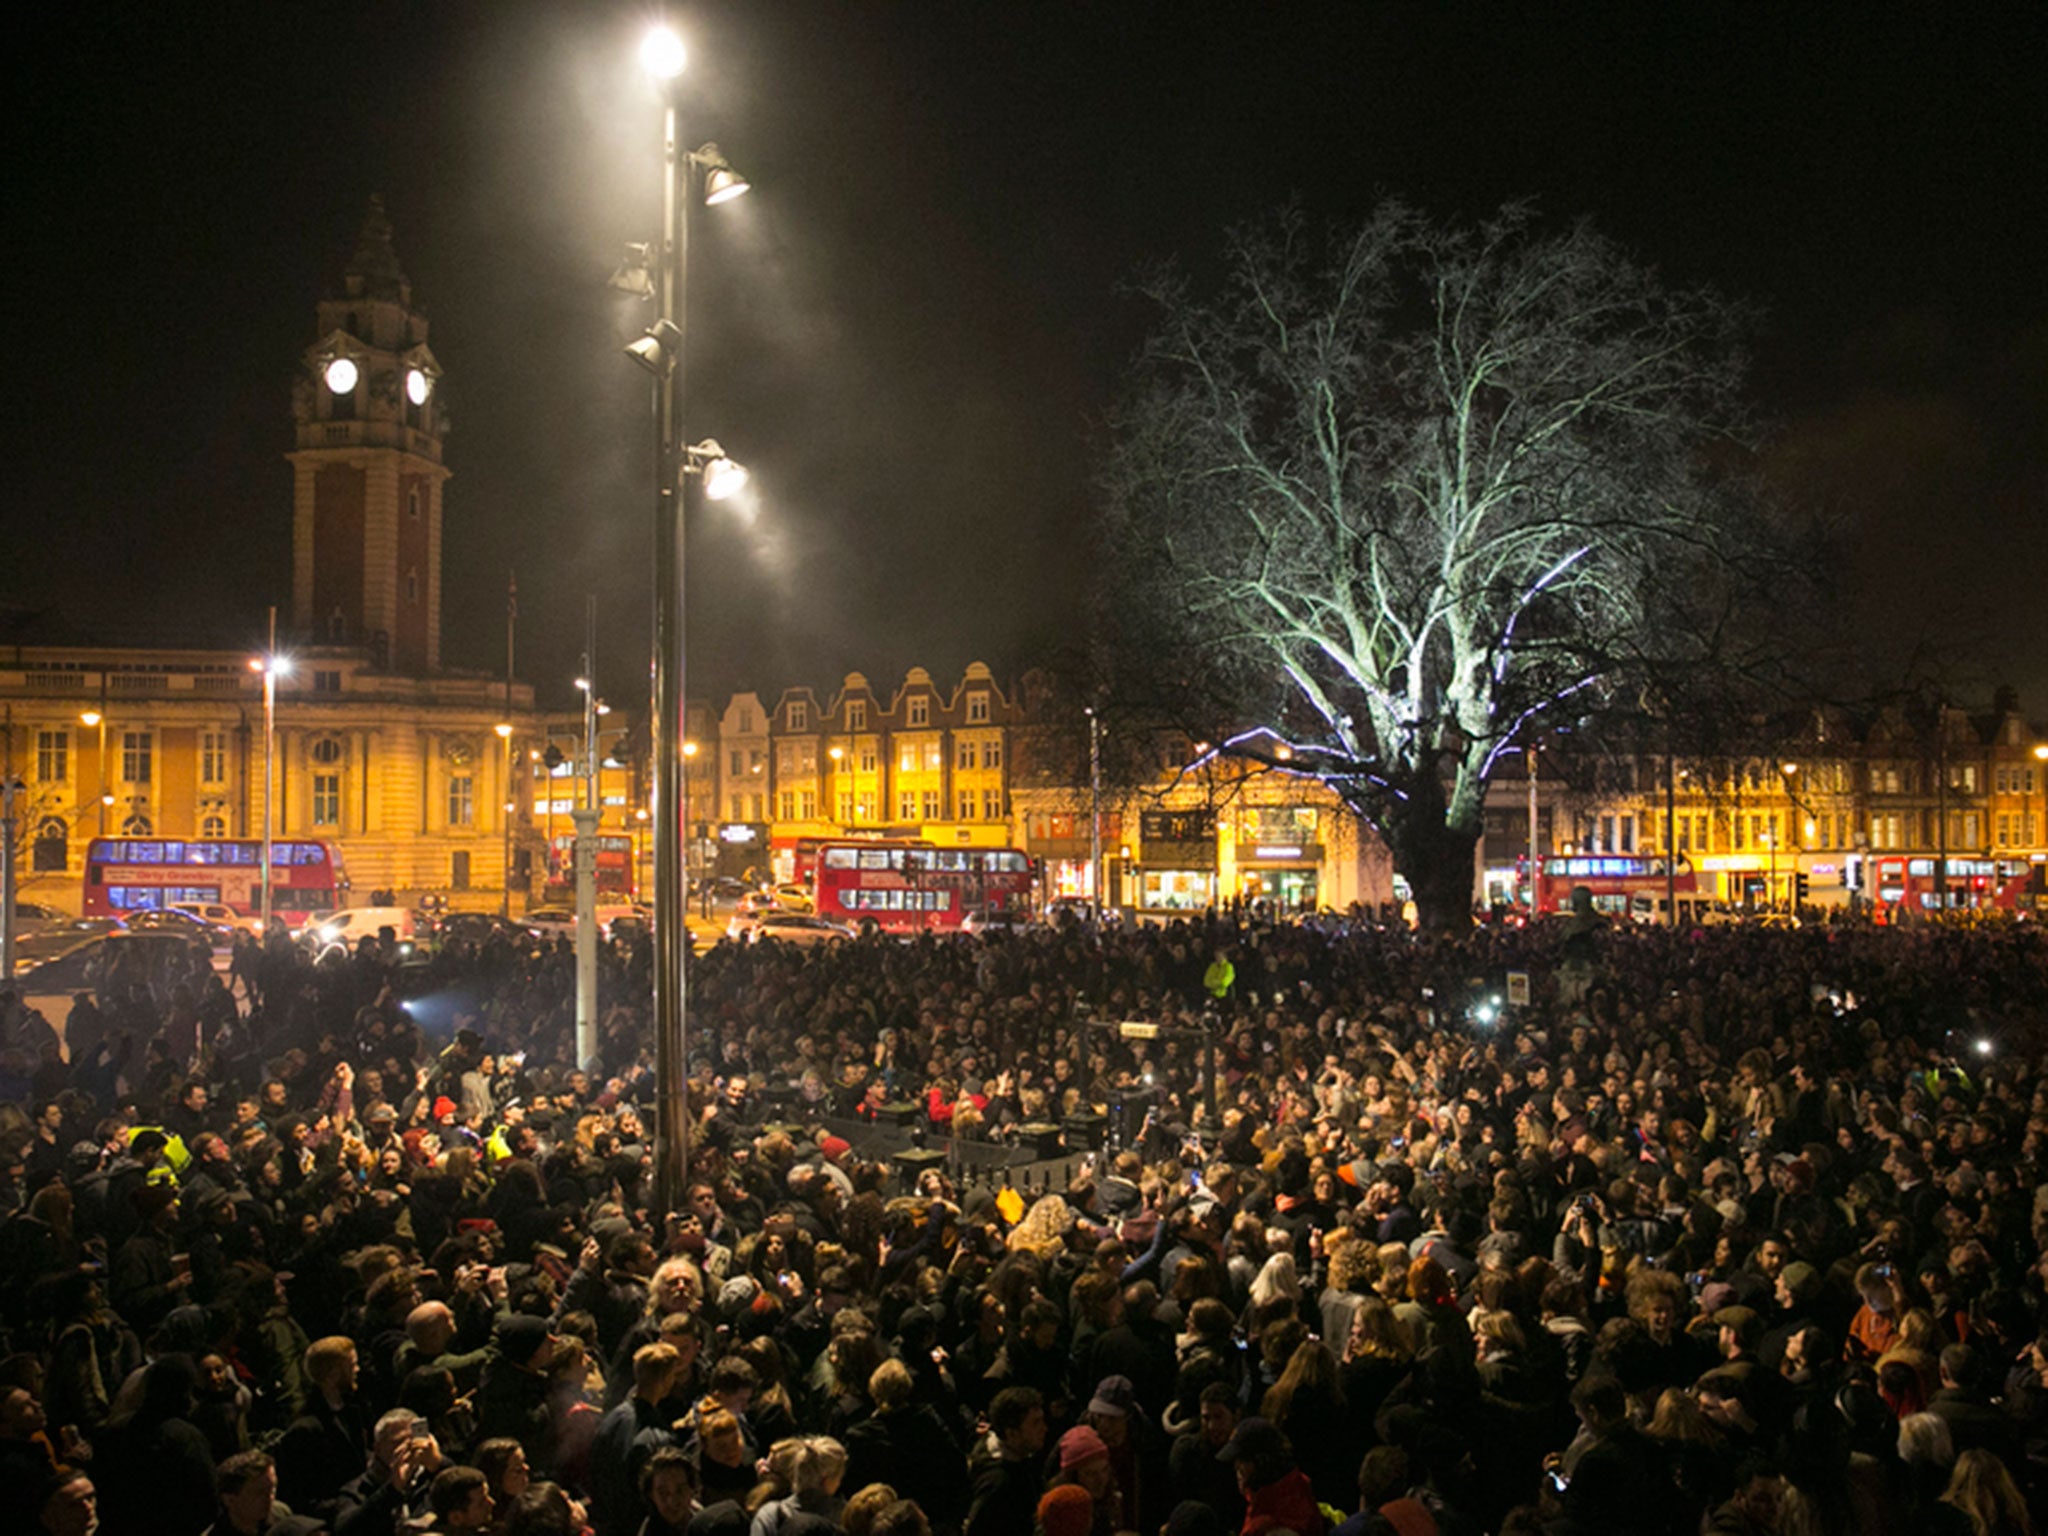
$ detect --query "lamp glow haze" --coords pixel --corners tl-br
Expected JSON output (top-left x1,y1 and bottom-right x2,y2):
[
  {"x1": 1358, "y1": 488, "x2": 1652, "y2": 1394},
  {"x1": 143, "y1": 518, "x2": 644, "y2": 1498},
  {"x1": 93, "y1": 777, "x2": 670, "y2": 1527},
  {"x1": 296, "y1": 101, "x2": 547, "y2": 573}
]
[
  {"x1": 640, "y1": 27, "x2": 686, "y2": 79},
  {"x1": 703, "y1": 457, "x2": 749, "y2": 501}
]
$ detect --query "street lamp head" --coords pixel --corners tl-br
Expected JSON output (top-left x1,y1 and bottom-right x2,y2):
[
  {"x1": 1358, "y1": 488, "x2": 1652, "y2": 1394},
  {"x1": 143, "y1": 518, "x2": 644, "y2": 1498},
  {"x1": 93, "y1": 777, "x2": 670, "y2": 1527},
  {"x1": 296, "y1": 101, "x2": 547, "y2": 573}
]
[
  {"x1": 639, "y1": 26, "x2": 687, "y2": 80},
  {"x1": 829, "y1": 746, "x2": 844, "y2": 762},
  {"x1": 80, "y1": 710, "x2": 101, "y2": 727},
  {"x1": 495, "y1": 722, "x2": 514, "y2": 740},
  {"x1": 624, "y1": 319, "x2": 683, "y2": 376},
  {"x1": 683, "y1": 741, "x2": 700, "y2": 758},
  {"x1": 608, "y1": 242, "x2": 656, "y2": 300},
  {"x1": 1781, "y1": 762, "x2": 1799, "y2": 775},
  {"x1": 702, "y1": 456, "x2": 748, "y2": 501},
  {"x1": 2035, "y1": 745, "x2": 2048, "y2": 761},
  {"x1": 696, "y1": 144, "x2": 750, "y2": 205}
]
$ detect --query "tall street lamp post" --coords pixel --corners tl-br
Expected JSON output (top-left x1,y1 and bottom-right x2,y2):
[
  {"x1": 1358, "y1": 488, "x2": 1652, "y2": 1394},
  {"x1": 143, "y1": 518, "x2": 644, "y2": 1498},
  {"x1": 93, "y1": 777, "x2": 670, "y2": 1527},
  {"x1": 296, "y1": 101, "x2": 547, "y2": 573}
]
[
  {"x1": 622, "y1": 24, "x2": 751, "y2": 1215},
  {"x1": 80, "y1": 704, "x2": 110, "y2": 835},
  {"x1": 496, "y1": 722, "x2": 516, "y2": 918},
  {"x1": 251, "y1": 631, "x2": 290, "y2": 933}
]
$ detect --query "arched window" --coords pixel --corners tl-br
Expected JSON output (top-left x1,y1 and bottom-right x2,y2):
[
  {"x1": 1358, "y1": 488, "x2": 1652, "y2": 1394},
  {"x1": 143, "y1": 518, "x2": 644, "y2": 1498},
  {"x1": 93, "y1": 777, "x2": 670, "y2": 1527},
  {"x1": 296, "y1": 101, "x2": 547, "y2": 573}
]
[
  {"x1": 202, "y1": 813, "x2": 228, "y2": 839},
  {"x1": 122, "y1": 812, "x2": 152, "y2": 836},
  {"x1": 310, "y1": 737, "x2": 344, "y2": 765},
  {"x1": 32, "y1": 817, "x2": 68, "y2": 872}
]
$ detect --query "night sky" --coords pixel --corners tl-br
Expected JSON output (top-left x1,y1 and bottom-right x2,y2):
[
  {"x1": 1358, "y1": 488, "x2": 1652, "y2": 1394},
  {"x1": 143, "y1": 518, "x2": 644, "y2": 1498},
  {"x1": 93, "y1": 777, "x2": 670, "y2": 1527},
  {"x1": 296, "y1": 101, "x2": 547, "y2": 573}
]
[{"x1": 9, "y1": 2, "x2": 2045, "y2": 714}]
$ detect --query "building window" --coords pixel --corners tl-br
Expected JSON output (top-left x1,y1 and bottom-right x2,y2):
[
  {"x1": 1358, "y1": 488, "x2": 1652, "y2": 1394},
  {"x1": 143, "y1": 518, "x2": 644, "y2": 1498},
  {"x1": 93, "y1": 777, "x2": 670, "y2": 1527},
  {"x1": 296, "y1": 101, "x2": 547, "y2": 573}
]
[
  {"x1": 982, "y1": 741, "x2": 1002, "y2": 769},
  {"x1": 729, "y1": 749, "x2": 743, "y2": 776},
  {"x1": 314, "y1": 670, "x2": 342, "y2": 693},
  {"x1": 966, "y1": 692, "x2": 990, "y2": 724},
  {"x1": 122, "y1": 731, "x2": 151, "y2": 784},
  {"x1": 778, "y1": 743, "x2": 796, "y2": 774},
  {"x1": 959, "y1": 792, "x2": 975, "y2": 820},
  {"x1": 858, "y1": 791, "x2": 876, "y2": 822},
  {"x1": 907, "y1": 696, "x2": 929, "y2": 727},
  {"x1": 749, "y1": 794, "x2": 763, "y2": 821},
  {"x1": 405, "y1": 567, "x2": 419, "y2": 603},
  {"x1": 983, "y1": 788, "x2": 1003, "y2": 820},
  {"x1": 799, "y1": 790, "x2": 817, "y2": 819},
  {"x1": 899, "y1": 791, "x2": 918, "y2": 821},
  {"x1": 899, "y1": 746, "x2": 916, "y2": 773},
  {"x1": 859, "y1": 744, "x2": 877, "y2": 773},
  {"x1": 729, "y1": 796, "x2": 744, "y2": 821},
  {"x1": 838, "y1": 792, "x2": 854, "y2": 823},
  {"x1": 924, "y1": 741, "x2": 942, "y2": 771},
  {"x1": 788, "y1": 701, "x2": 809, "y2": 731},
  {"x1": 310, "y1": 736, "x2": 343, "y2": 766},
  {"x1": 957, "y1": 739, "x2": 975, "y2": 770},
  {"x1": 202, "y1": 813, "x2": 228, "y2": 839},
  {"x1": 122, "y1": 812, "x2": 152, "y2": 836},
  {"x1": 409, "y1": 485, "x2": 423, "y2": 521},
  {"x1": 32, "y1": 817, "x2": 68, "y2": 871},
  {"x1": 779, "y1": 791, "x2": 796, "y2": 821},
  {"x1": 846, "y1": 701, "x2": 867, "y2": 732},
  {"x1": 312, "y1": 773, "x2": 341, "y2": 826},
  {"x1": 448, "y1": 774, "x2": 475, "y2": 826},
  {"x1": 200, "y1": 731, "x2": 228, "y2": 784},
  {"x1": 36, "y1": 730, "x2": 68, "y2": 783},
  {"x1": 922, "y1": 790, "x2": 940, "y2": 820},
  {"x1": 451, "y1": 850, "x2": 471, "y2": 889}
]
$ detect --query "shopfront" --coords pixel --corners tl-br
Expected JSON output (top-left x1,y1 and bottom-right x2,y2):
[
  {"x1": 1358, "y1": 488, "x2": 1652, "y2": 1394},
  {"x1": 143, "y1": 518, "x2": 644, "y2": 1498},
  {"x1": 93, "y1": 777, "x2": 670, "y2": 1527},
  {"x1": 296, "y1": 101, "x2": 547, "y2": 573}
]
[
  {"x1": 1234, "y1": 805, "x2": 1323, "y2": 910},
  {"x1": 1138, "y1": 808, "x2": 1217, "y2": 913}
]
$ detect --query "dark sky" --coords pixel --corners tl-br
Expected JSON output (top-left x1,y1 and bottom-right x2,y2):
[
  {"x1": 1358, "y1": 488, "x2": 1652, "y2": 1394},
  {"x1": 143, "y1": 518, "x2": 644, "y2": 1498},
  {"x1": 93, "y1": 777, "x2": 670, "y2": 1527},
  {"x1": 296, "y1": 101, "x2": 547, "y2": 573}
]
[{"x1": 8, "y1": 2, "x2": 2045, "y2": 713}]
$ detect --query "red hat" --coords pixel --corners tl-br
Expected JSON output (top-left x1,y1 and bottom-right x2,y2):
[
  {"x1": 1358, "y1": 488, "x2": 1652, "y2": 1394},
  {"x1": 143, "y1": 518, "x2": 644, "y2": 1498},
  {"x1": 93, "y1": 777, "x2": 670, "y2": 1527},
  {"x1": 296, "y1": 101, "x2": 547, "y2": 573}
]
[
  {"x1": 820, "y1": 1135, "x2": 851, "y2": 1162},
  {"x1": 1038, "y1": 1487, "x2": 1094, "y2": 1536},
  {"x1": 433, "y1": 1096, "x2": 458, "y2": 1121},
  {"x1": 1058, "y1": 1425, "x2": 1109, "y2": 1470}
]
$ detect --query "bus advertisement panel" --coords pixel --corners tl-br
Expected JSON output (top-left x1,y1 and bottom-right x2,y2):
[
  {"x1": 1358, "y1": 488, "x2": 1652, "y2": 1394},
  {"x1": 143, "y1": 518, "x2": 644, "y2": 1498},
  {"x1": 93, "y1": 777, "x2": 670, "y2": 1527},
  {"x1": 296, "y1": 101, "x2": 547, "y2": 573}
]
[
  {"x1": 813, "y1": 843, "x2": 1033, "y2": 933},
  {"x1": 84, "y1": 837, "x2": 346, "y2": 927}
]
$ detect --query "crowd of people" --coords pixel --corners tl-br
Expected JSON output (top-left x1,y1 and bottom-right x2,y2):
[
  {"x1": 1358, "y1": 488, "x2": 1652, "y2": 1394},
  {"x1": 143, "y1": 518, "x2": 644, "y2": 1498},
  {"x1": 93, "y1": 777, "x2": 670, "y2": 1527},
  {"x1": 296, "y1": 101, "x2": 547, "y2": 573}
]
[{"x1": 1, "y1": 902, "x2": 2047, "y2": 1536}]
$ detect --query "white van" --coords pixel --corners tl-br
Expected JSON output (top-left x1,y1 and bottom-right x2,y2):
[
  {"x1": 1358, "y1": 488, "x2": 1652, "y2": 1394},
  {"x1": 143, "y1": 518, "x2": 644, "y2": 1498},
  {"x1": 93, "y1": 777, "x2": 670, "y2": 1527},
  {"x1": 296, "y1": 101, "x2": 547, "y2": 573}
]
[
  {"x1": 1629, "y1": 894, "x2": 1735, "y2": 927},
  {"x1": 300, "y1": 906, "x2": 425, "y2": 946}
]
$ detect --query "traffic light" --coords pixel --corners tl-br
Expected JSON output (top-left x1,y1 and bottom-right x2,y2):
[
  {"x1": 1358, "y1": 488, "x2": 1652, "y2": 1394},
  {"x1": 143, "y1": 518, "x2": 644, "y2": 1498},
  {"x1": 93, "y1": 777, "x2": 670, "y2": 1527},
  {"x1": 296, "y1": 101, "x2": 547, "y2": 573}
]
[{"x1": 1793, "y1": 872, "x2": 1810, "y2": 904}]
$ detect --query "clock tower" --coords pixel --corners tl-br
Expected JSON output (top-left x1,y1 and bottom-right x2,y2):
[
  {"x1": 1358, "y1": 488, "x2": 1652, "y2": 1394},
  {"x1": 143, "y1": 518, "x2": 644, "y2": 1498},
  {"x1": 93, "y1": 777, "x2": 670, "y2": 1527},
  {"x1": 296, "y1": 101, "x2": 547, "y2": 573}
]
[{"x1": 289, "y1": 196, "x2": 448, "y2": 674}]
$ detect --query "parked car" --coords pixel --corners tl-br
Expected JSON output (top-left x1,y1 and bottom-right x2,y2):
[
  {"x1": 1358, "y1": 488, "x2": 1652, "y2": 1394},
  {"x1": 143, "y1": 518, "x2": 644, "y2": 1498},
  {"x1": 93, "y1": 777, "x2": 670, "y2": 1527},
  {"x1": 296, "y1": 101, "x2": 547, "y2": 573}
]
[
  {"x1": 10, "y1": 900, "x2": 73, "y2": 934},
  {"x1": 126, "y1": 907, "x2": 234, "y2": 946},
  {"x1": 169, "y1": 900, "x2": 263, "y2": 938},
  {"x1": 19, "y1": 930, "x2": 214, "y2": 1022},
  {"x1": 434, "y1": 912, "x2": 530, "y2": 946},
  {"x1": 961, "y1": 908, "x2": 1033, "y2": 935},
  {"x1": 738, "y1": 912, "x2": 855, "y2": 947},
  {"x1": 11, "y1": 920, "x2": 126, "y2": 977},
  {"x1": 300, "y1": 906, "x2": 426, "y2": 947},
  {"x1": 524, "y1": 906, "x2": 578, "y2": 941}
]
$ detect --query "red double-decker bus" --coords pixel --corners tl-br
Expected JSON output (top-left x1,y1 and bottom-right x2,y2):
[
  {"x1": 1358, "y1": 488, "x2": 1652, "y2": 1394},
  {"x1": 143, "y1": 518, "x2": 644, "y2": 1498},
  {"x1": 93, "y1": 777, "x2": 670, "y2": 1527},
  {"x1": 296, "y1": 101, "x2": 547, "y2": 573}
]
[
  {"x1": 813, "y1": 843, "x2": 1034, "y2": 933},
  {"x1": 84, "y1": 836, "x2": 346, "y2": 928},
  {"x1": 543, "y1": 834, "x2": 637, "y2": 901},
  {"x1": 1871, "y1": 856, "x2": 2040, "y2": 914},
  {"x1": 1532, "y1": 852, "x2": 1697, "y2": 916},
  {"x1": 790, "y1": 834, "x2": 927, "y2": 890}
]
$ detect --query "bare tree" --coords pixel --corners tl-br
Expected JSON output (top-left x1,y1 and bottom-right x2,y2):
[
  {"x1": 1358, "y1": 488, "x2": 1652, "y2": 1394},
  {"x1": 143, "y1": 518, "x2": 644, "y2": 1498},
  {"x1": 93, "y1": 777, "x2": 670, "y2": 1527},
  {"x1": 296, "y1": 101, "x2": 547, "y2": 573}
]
[{"x1": 1103, "y1": 201, "x2": 1799, "y2": 928}]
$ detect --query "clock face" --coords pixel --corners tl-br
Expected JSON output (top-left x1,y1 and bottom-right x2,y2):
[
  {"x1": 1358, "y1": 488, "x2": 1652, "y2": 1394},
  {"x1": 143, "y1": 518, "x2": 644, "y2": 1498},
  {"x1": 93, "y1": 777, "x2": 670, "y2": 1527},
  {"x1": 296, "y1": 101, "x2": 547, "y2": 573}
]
[
  {"x1": 448, "y1": 742, "x2": 475, "y2": 767},
  {"x1": 406, "y1": 367, "x2": 431, "y2": 406},
  {"x1": 324, "y1": 357, "x2": 359, "y2": 394}
]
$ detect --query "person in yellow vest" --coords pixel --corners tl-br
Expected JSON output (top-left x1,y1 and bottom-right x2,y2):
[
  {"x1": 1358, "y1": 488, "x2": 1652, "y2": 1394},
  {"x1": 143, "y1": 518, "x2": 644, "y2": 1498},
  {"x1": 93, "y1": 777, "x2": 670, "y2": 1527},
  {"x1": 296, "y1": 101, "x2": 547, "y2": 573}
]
[{"x1": 1204, "y1": 949, "x2": 1236, "y2": 1006}]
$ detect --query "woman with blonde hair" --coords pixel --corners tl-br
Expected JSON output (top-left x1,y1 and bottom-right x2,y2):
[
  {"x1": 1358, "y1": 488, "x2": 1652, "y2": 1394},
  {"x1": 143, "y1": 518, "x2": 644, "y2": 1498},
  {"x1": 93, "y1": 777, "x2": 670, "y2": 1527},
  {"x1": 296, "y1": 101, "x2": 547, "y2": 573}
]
[
  {"x1": 1942, "y1": 1448, "x2": 2033, "y2": 1535},
  {"x1": 751, "y1": 1435, "x2": 849, "y2": 1536}
]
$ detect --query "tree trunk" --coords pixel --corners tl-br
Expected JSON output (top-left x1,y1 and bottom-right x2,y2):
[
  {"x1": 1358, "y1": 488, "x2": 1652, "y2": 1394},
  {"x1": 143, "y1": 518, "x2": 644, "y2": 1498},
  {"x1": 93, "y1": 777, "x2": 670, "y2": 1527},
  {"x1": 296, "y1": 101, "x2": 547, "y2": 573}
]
[{"x1": 1379, "y1": 775, "x2": 1483, "y2": 931}]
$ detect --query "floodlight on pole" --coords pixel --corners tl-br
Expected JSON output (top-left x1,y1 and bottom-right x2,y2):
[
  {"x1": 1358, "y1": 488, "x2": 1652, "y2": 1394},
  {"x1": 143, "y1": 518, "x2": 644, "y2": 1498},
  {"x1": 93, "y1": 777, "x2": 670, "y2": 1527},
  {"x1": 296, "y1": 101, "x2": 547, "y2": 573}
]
[{"x1": 628, "y1": 24, "x2": 752, "y2": 1217}]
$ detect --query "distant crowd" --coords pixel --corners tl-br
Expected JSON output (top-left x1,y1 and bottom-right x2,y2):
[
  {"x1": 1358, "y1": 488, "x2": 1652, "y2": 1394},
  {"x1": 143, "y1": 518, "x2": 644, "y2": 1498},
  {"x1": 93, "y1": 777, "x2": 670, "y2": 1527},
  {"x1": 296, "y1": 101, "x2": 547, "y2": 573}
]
[{"x1": 1, "y1": 904, "x2": 2047, "y2": 1536}]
